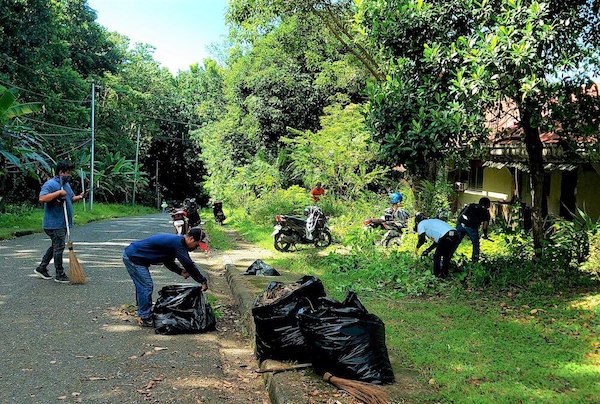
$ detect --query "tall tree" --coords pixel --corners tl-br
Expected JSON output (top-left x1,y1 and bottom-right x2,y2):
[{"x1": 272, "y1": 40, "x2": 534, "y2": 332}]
[{"x1": 358, "y1": 0, "x2": 600, "y2": 253}]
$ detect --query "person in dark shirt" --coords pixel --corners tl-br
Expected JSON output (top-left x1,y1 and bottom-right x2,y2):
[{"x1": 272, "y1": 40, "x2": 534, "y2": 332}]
[
  {"x1": 456, "y1": 197, "x2": 491, "y2": 262},
  {"x1": 122, "y1": 227, "x2": 209, "y2": 327}
]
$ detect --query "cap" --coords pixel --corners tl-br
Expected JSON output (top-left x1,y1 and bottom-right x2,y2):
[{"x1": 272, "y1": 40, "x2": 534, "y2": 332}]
[
  {"x1": 188, "y1": 227, "x2": 209, "y2": 252},
  {"x1": 389, "y1": 192, "x2": 403, "y2": 204}
]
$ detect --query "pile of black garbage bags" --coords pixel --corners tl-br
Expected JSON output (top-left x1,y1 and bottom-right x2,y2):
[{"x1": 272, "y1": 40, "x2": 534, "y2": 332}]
[{"x1": 252, "y1": 275, "x2": 395, "y2": 384}]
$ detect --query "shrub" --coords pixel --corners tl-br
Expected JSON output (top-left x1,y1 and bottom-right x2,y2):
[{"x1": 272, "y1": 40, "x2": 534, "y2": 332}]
[
  {"x1": 247, "y1": 185, "x2": 308, "y2": 225},
  {"x1": 582, "y1": 232, "x2": 600, "y2": 278}
]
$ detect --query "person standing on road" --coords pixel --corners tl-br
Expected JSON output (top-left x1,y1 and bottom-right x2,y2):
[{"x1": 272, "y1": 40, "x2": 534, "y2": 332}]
[
  {"x1": 34, "y1": 160, "x2": 86, "y2": 283},
  {"x1": 455, "y1": 197, "x2": 491, "y2": 262},
  {"x1": 122, "y1": 227, "x2": 210, "y2": 327},
  {"x1": 414, "y1": 215, "x2": 460, "y2": 279}
]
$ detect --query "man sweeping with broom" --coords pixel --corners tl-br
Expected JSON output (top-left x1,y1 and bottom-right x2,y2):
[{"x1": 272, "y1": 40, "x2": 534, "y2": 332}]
[{"x1": 35, "y1": 160, "x2": 86, "y2": 283}]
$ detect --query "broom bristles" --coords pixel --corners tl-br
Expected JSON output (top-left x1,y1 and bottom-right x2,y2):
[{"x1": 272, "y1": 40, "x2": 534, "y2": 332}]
[
  {"x1": 323, "y1": 372, "x2": 391, "y2": 404},
  {"x1": 67, "y1": 241, "x2": 86, "y2": 284}
]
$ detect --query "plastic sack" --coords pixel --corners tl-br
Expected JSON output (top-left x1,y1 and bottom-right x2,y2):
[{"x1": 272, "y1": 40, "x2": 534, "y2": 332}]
[
  {"x1": 243, "y1": 259, "x2": 280, "y2": 276},
  {"x1": 297, "y1": 291, "x2": 395, "y2": 384},
  {"x1": 252, "y1": 275, "x2": 326, "y2": 361},
  {"x1": 153, "y1": 285, "x2": 216, "y2": 335}
]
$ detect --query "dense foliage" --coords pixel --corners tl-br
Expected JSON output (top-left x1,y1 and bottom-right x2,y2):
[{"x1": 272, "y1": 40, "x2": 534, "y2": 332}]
[{"x1": 1, "y1": 0, "x2": 598, "y2": 266}]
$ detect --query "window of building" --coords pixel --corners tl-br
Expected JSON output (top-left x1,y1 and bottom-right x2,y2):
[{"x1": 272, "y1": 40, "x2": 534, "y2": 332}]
[{"x1": 468, "y1": 161, "x2": 484, "y2": 190}]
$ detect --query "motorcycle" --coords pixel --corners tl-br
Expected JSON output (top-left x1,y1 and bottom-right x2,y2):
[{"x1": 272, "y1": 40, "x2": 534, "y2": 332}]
[
  {"x1": 272, "y1": 206, "x2": 332, "y2": 252},
  {"x1": 212, "y1": 200, "x2": 226, "y2": 225},
  {"x1": 363, "y1": 208, "x2": 409, "y2": 247},
  {"x1": 169, "y1": 198, "x2": 202, "y2": 235}
]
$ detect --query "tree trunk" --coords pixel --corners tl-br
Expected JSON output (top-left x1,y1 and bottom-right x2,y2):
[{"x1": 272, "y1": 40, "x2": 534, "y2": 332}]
[{"x1": 520, "y1": 106, "x2": 545, "y2": 256}]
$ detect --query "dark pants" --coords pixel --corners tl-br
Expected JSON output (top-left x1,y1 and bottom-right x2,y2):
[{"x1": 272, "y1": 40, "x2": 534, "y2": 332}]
[
  {"x1": 456, "y1": 223, "x2": 480, "y2": 262},
  {"x1": 433, "y1": 232, "x2": 460, "y2": 278},
  {"x1": 123, "y1": 252, "x2": 154, "y2": 319},
  {"x1": 37, "y1": 228, "x2": 67, "y2": 274}
]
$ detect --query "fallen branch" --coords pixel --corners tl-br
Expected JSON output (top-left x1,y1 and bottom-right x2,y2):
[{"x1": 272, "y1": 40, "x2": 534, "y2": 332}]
[{"x1": 255, "y1": 363, "x2": 312, "y2": 374}]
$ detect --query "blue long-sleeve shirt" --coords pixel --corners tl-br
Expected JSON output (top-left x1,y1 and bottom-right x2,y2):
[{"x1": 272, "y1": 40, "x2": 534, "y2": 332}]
[{"x1": 124, "y1": 234, "x2": 207, "y2": 284}]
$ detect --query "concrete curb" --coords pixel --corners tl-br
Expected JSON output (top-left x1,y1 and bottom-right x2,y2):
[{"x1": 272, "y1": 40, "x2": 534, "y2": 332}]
[
  {"x1": 224, "y1": 261, "x2": 321, "y2": 404},
  {"x1": 223, "y1": 257, "x2": 430, "y2": 403}
]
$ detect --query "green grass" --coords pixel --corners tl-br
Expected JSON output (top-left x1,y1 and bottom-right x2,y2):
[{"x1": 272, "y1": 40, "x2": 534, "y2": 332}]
[
  {"x1": 0, "y1": 203, "x2": 157, "y2": 240},
  {"x1": 223, "y1": 207, "x2": 600, "y2": 403}
]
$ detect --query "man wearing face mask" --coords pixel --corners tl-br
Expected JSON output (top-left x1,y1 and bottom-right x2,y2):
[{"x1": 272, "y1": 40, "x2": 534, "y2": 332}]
[
  {"x1": 34, "y1": 160, "x2": 86, "y2": 283},
  {"x1": 122, "y1": 227, "x2": 210, "y2": 327}
]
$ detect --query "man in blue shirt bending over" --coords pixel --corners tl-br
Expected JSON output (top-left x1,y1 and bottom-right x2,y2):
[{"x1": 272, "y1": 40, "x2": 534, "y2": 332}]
[
  {"x1": 414, "y1": 214, "x2": 460, "y2": 279},
  {"x1": 123, "y1": 227, "x2": 209, "y2": 327}
]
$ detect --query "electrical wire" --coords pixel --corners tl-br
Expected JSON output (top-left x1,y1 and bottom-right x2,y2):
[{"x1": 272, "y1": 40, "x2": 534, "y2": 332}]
[
  {"x1": 0, "y1": 78, "x2": 91, "y2": 104},
  {"x1": 21, "y1": 117, "x2": 90, "y2": 132}
]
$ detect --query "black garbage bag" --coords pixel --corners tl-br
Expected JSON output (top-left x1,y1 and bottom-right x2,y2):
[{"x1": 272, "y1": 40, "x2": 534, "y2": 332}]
[
  {"x1": 297, "y1": 291, "x2": 395, "y2": 384},
  {"x1": 154, "y1": 285, "x2": 216, "y2": 335},
  {"x1": 252, "y1": 275, "x2": 326, "y2": 361},
  {"x1": 243, "y1": 259, "x2": 280, "y2": 276}
]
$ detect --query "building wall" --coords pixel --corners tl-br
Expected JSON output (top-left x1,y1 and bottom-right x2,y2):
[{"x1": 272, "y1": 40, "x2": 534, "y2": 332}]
[
  {"x1": 577, "y1": 164, "x2": 600, "y2": 220},
  {"x1": 457, "y1": 164, "x2": 600, "y2": 221},
  {"x1": 547, "y1": 171, "x2": 562, "y2": 217},
  {"x1": 458, "y1": 167, "x2": 513, "y2": 208}
]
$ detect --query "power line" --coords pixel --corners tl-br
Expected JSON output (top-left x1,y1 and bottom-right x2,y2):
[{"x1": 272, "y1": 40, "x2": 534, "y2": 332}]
[
  {"x1": 22, "y1": 117, "x2": 90, "y2": 132},
  {"x1": 34, "y1": 132, "x2": 90, "y2": 137},
  {"x1": 0, "y1": 78, "x2": 90, "y2": 104},
  {"x1": 133, "y1": 112, "x2": 202, "y2": 128}
]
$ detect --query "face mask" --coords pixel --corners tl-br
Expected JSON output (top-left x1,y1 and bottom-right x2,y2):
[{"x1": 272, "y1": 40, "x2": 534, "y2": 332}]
[{"x1": 59, "y1": 175, "x2": 71, "y2": 184}]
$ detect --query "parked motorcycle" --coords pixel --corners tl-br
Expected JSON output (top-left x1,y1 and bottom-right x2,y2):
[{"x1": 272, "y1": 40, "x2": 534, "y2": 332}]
[
  {"x1": 363, "y1": 208, "x2": 409, "y2": 247},
  {"x1": 169, "y1": 198, "x2": 202, "y2": 235},
  {"x1": 272, "y1": 206, "x2": 332, "y2": 252},
  {"x1": 212, "y1": 201, "x2": 226, "y2": 225}
]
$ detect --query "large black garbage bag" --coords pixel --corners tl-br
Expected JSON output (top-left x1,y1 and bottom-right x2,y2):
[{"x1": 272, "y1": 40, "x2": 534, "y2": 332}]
[
  {"x1": 297, "y1": 291, "x2": 395, "y2": 384},
  {"x1": 154, "y1": 285, "x2": 216, "y2": 335},
  {"x1": 252, "y1": 275, "x2": 326, "y2": 361},
  {"x1": 243, "y1": 259, "x2": 280, "y2": 276}
]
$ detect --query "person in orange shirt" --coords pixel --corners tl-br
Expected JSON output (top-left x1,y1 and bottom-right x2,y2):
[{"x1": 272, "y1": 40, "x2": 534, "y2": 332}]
[{"x1": 310, "y1": 182, "x2": 325, "y2": 202}]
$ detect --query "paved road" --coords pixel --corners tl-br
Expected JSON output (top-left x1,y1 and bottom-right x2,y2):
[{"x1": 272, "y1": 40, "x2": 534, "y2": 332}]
[{"x1": 0, "y1": 214, "x2": 267, "y2": 403}]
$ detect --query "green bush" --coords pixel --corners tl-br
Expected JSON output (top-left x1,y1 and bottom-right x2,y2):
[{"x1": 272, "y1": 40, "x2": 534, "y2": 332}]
[
  {"x1": 247, "y1": 185, "x2": 309, "y2": 225},
  {"x1": 321, "y1": 227, "x2": 443, "y2": 297},
  {"x1": 582, "y1": 232, "x2": 600, "y2": 278}
]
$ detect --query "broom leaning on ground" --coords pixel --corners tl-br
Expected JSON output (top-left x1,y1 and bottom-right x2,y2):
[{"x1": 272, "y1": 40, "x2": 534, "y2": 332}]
[
  {"x1": 60, "y1": 180, "x2": 86, "y2": 284},
  {"x1": 323, "y1": 372, "x2": 391, "y2": 404}
]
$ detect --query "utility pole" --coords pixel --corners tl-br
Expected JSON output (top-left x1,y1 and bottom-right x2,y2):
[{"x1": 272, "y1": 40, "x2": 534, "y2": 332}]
[
  {"x1": 155, "y1": 160, "x2": 159, "y2": 209},
  {"x1": 89, "y1": 82, "x2": 95, "y2": 210},
  {"x1": 132, "y1": 126, "x2": 141, "y2": 205}
]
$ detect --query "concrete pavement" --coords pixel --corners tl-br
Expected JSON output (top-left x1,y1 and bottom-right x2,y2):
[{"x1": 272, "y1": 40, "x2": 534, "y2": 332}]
[{"x1": 0, "y1": 214, "x2": 267, "y2": 403}]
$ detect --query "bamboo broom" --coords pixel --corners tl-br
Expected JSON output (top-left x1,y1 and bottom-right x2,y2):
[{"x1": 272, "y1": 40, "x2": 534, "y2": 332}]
[
  {"x1": 323, "y1": 372, "x2": 391, "y2": 404},
  {"x1": 61, "y1": 180, "x2": 86, "y2": 284}
]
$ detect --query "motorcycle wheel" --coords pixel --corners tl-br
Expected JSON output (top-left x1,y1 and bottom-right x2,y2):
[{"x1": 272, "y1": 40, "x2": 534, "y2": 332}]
[
  {"x1": 274, "y1": 233, "x2": 292, "y2": 252},
  {"x1": 385, "y1": 235, "x2": 403, "y2": 248},
  {"x1": 314, "y1": 229, "x2": 332, "y2": 248}
]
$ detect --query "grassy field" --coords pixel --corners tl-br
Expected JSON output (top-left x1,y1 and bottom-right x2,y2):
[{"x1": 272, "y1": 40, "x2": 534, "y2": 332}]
[
  {"x1": 211, "y1": 208, "x2": 600, "y2": 403},
  {"x1": 0, "y1": 203, "x2": 157, "y2": 240}
]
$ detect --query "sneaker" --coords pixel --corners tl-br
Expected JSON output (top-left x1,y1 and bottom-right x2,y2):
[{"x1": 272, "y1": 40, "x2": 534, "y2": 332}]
[
  {"x1": 54, "y1": 272, "x2": 70, "y2": 284},
  {"x1": 34, "y1": 268, "x2": 52, "y2": 280},
  {"x1": 139, "y1": 317, "x2": 154, "y2": 328}
]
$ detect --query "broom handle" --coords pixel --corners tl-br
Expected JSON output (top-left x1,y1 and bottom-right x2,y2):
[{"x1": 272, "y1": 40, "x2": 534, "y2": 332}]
[
  {"x1": 59, "y1": 177, "x2": 71, "y2": 242},
  {"x1": 80, "y1": 169, "x2": 86, "y2": 211}
]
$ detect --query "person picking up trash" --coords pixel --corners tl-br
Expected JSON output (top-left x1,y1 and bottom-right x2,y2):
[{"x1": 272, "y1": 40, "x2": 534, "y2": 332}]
[
  {"x1": 456, "y1": 197, "x2": 491, "y2": 262},
  {"x1": 122, "y1": 227, "x2": 209, "y2": 327},
  {"x1": 414, "y1": 213, "x2": 460, "y2": 279}
]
